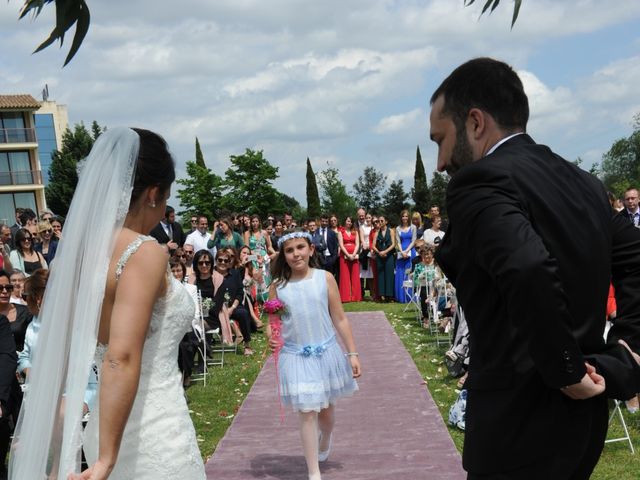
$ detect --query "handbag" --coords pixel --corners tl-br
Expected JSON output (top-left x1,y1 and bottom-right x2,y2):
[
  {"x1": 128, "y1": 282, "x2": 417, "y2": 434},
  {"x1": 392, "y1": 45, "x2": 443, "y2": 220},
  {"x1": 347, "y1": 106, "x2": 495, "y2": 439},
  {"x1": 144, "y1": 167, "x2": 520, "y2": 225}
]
[
  {"x1": 448, "y1": 389, "x2": 466, "y2": 431},
  {"x1": 444, "y1": 349, "x2": 466, "y2": 378}
]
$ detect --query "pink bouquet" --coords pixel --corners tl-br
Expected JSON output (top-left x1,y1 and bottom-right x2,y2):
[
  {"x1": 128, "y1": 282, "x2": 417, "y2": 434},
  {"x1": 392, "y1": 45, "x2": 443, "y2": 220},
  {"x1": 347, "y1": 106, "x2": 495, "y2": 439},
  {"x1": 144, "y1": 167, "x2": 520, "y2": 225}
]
[{"x1": 264, "y1": 298, "x2": 286, "y2": 421}]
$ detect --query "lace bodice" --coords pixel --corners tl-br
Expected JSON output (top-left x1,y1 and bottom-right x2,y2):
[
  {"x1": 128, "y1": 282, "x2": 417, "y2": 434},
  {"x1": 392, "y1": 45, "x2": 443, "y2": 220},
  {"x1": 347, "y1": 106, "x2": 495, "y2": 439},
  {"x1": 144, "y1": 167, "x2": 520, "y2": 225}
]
[{"x1": 85, "y1": 235, "x2": 205, "y2": 479}]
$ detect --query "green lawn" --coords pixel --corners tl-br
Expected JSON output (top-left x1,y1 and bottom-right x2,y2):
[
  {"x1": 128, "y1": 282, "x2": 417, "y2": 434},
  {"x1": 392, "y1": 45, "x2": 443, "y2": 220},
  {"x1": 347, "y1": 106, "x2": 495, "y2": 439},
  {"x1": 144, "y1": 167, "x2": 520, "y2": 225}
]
[{"x1": 187, "y1": 302, "x2": 639, "y2": 478}]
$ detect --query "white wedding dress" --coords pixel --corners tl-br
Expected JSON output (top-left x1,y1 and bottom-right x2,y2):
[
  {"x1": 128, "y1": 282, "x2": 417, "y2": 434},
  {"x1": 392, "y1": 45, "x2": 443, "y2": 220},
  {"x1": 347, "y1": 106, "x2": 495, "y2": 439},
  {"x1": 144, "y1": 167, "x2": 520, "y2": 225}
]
[{"x1": 83, "y1": 236, "x2": 206, "y2": 479}]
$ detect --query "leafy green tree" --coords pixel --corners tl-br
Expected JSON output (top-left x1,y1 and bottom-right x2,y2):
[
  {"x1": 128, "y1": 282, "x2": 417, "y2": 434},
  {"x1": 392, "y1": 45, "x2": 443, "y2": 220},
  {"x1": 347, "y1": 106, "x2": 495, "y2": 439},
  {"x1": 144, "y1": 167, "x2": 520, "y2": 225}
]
[
  {"x1": 429, "y1": 172, "x2": 450, "y2": 218},
  {"x1": 411, "y1": 146, "x2": 430, "y2": 215},
  {"x1": 318, "y1": 166, "x2": 357, "y2": 221},
  {"x1": 600, "y1": 114, "x2": 640, "y2": 198},
  {"x1": 219, "y1": 149, "x2": 285, "y2": 218},
  {"x1": 176, "y1": 161, "x2": 224, "y2": 222},
  {"x1": 195, "y1": 137, "x2": 206, "y2": 168},
  {"x1": 306, "y1": 158, "x2": 321, "y2": 218},
  {"x1": 352, "y1": 166, "x2": 386, "y2": 212},
  {"x1": 382, "y1": 180, "x2": 409, "y2": 224},
  {"x1": 46, "y1": 122, "x2": 101, "y2": 216}
]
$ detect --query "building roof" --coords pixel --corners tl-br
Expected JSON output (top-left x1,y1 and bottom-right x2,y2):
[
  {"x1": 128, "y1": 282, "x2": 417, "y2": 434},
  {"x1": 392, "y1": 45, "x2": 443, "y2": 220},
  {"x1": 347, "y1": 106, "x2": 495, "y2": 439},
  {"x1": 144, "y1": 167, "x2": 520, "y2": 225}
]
[{"x1": 0, "y1": 94, "x2": 41, "y2": 110}]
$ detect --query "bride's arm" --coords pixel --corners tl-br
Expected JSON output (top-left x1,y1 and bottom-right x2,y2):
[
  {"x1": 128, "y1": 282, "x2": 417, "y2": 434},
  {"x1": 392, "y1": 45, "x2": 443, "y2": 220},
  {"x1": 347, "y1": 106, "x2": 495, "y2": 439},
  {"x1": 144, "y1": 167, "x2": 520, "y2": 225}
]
[{"x1": 95, "y1": 243, "x2": 167, "y2": 474}]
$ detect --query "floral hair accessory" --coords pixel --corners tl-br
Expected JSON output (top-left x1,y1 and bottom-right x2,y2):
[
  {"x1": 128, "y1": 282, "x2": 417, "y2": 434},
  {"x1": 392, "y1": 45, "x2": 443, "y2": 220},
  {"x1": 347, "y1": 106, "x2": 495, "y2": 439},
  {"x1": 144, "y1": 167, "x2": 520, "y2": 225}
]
[{"x1": 277, "y1": 230, "x2": 313, "y2": 248}]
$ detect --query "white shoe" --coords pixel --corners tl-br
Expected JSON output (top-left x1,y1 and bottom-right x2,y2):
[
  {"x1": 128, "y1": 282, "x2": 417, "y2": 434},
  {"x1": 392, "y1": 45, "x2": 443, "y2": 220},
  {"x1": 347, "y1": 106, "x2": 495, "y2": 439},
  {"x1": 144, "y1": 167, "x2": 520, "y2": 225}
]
[{"x1": 318, "y1": 432, "x2": 332, "y2": 462}]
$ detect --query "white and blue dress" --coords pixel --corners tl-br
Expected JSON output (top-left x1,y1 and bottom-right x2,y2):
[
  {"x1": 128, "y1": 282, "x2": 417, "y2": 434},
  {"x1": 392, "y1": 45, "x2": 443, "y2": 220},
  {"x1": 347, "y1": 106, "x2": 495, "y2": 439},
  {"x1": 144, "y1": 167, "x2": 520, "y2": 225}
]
[{"x1": 276, "y1": 268, "x2": 358, "y2": 412}]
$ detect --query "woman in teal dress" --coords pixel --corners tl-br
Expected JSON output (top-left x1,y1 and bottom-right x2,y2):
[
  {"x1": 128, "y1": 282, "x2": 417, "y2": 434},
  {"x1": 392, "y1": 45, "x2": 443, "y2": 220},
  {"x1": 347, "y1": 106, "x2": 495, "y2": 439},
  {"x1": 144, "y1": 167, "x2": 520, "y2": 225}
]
[
  {"x1": 372, "y1": 215, "x2": 396, "y2": 301},
  {"x1": 209, "y1": 218, "x2": 244, "y2": 250},
  {"x1": 243, "y1": 214, "x2": 272, "y2": 298}
]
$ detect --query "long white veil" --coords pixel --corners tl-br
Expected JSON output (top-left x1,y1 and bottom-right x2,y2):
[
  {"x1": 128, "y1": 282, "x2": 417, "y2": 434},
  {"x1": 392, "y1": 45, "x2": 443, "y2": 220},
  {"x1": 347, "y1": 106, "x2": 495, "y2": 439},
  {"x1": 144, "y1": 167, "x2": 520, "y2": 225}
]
[{"x1": 9, "y1": 127, "x2": 140, "y2": 479}]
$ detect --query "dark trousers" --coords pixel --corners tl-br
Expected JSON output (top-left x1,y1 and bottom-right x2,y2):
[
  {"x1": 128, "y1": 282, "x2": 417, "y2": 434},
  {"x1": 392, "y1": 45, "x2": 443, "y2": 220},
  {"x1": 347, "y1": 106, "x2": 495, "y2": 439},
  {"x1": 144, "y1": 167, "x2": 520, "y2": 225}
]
[
  {"x1": 466, "y1": 395, "x2": 608, "y2": 480},
  {"x1": 231, "y1": 306, "x2": 252, "y2": 343},
  {"x1": 418, "y1": 286, "x2": 430, "y2": 319}
]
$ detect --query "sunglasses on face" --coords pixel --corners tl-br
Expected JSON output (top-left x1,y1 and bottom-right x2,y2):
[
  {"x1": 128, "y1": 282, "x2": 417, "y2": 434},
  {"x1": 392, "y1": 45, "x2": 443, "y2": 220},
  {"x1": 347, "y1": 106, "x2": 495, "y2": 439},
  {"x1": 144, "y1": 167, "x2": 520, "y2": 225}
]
[
  {"x1": 198, "y1": 261, "x2": 211, "y2": 266},
  {"x1": 0, "y1": 285, "x2": 14, "y2": 292},
  {"x1": 216, "y1": 258, "x2": 230, "y2": 264},
  {"x1": 21, "y1": 238, "x2": 32, "y2": 242},
  {"x1": 41, "y1": 229, "x2": 52, "y2": 235},
  {"x1": 184, "y1": 250, "x2": 194, "y2": 256},
  {"x1": 175, "y1": 254, "x2": 186, "y2": 259}
]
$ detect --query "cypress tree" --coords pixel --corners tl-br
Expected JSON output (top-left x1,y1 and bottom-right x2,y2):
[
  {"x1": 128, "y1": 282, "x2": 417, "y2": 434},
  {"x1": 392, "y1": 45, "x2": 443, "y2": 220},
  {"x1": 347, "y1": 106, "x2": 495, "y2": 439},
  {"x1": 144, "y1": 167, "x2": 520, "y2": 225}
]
[
  {"x1": 306, "y1": 157, "x2": 321, "y2": 218},
  {"x1": 195, "y1": 137, "x2": 206, "y2": 168},
  {"x1": 411, "y1": 146, "x2": 430, "y2": 214}
]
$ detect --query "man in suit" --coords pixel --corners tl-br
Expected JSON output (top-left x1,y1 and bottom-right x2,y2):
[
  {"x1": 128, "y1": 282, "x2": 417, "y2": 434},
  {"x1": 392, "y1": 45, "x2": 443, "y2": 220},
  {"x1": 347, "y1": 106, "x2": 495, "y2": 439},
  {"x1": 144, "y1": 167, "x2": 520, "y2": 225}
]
[
  {"x1": 150, "y1": 206, "x2": 185, "y2": 253},
  {"x1": 618, "y1": 187, "x2": 640, "y2": 227},
  {"x1": 317, "y1": 214, "x2": 338, "y2": 276},
  {"x1": 429, "y1": 58, "x2": 640, "y2": 479}
]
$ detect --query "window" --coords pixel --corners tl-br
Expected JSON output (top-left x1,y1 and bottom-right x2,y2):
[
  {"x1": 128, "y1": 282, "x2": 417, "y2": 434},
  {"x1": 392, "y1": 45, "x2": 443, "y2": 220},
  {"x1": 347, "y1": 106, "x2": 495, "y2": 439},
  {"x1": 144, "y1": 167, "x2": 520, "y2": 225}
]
[
  {"x1": 0, "y1": 151, "x2": 35, "y2": 185},
  {"x1": 0, "y1": 113, "x2": 29, "y2": 143},
  {"x1": 0, "y1": 192, "x2": 36, "y2": 226}
]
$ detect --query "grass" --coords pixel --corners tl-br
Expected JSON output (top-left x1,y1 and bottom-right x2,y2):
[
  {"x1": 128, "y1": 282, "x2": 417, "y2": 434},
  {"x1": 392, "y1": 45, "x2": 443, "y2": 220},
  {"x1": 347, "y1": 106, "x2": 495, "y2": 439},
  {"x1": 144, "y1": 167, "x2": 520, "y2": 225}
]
[{"x1": 187, "y1": 302, "x2": 639, "y2": 478}]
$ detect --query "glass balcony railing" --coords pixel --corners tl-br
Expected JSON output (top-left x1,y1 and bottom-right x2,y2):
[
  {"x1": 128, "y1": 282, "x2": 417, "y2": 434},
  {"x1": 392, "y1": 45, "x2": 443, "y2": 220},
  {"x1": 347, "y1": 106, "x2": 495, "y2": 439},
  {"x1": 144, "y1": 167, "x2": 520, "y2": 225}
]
[
  {"x1": 0, "y1": 128, "x2": 37, "y2": 144},
  {"x1": 0, "y1": 170, "x2": 43, "y2": 186}
]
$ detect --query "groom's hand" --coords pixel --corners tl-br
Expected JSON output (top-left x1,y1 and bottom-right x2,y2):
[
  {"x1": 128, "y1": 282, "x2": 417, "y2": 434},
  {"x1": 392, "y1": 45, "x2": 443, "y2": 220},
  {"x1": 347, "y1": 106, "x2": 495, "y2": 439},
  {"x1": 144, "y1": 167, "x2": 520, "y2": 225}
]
[{"x1": 560, "y1": 362, "x2": 605, "y2": 400}]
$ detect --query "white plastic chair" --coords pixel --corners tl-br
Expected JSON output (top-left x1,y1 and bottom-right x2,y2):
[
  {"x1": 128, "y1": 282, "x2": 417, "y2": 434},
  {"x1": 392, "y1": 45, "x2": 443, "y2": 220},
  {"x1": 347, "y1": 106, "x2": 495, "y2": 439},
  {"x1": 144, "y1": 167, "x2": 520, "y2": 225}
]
[{"x1": 402, "y1": 268, "x2": 421, "y2": 319}]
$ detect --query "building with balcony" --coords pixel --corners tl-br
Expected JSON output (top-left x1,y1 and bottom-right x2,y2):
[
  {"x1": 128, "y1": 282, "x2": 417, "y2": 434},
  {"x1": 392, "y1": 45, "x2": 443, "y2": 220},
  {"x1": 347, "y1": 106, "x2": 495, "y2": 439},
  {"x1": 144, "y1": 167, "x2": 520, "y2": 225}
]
[
  {"x1": 0, "y1": 94, "x2": 46, "y2": 224},
  {"x1": 35, "y1": 99, "x2": 69, "y2": 186}
]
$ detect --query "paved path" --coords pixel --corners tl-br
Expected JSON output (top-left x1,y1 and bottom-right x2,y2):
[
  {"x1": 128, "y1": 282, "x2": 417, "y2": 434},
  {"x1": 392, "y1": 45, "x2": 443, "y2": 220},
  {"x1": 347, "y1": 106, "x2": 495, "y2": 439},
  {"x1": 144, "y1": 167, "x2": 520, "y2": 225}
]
[{"x1": 205, "y1": 311, "x2": 466, "y2": 479}]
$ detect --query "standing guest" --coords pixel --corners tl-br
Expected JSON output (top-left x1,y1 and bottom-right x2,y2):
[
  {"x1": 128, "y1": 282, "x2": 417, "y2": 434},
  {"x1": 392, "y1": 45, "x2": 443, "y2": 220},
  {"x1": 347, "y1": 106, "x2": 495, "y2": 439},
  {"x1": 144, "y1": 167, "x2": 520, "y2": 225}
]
[
  {"x1": 356, "y1": 208, "x2": 366, "y2": 230},
  {"x1": 338, "y1": 216, "x2": 361, "y2": 302},
  {"x1": 9, "y1": 208, "x2": 24, "y2": 240},
  {"x1": 423, "y1": 205, "x2": 441, "y2": 230},
  {"x1": 372, "y1": 215, "x2": 395, "y2": 301},
  {"x1": 619, "y1": 187, "x2": 640, "y2": 227},
  {"x1": 238, "y1": 246, "x2": 265, "y2": 329},
  {"x1": 244, "y1": 215, "x2": 272, "y2": 261},
  {"x1": 17, "y1": 209, "x2": 37, "y2": 238},
  {"x1": 411, "y1": 211, "x2": 425, "y2": 238},
  {"x1": 40, "y1": 210, "x2": 54, "y2": 222},
  {"x1": 209, "y1": 218, "x2": 244, "y2": 250},
  {"x1": 329, "y1": 214, "x2": 339, "y2": 234},
  {"x1": 50, "y1": 216, "x2": 64, "y2": 241},
  {"x1": 1, "y1": 225, "x2": 14, "y2": 251},
  {"x1": 358, "y1": 213, "x2": 374, "y2": 299},
  {"x1": 0, "y1": 270, "x2": 32, "y2": 351},
  {"x1": 10, "y1": 229, "x2": 47, "y2": 276},
  {"x1": 0, "y1": 234, "x2": 12, "y2": 272},
  {"x1": 394, "y1": 209, "x2": 417, "y2": 303},
  {"x1": 269, "y1": 218, "x2": 286, "y2": 260},
  {"x1": 186, "y1": 215, "x2": 198, "y2": 236},
  {"x1": 9, "y1": 270, "x2": 27, "y2": 306},
  {"x1": 34, "y1": 221, "x2": 58, "y2": 265},
  {"x1": 308, "y1": 218, "x2": 327, "y2": 261},
  {"x1": 150, "y1": 205, "x2": 185, "y2": 252},
  {"x1": 423, "y1": 215, "x2": 445, "y2": 247},
  {"x1": 184, "y1": 215, "x2": 215, "y2": 257},
  {"x1": 265, "y1": 221, "x2": 274, "y2": 237},
  {"x1": 283, "y1": 212, "x2": 294, "y2": 231},
  {"x1": 267, "y1": 232, "x2": 360, "y2": 480},
  {"x1": 317, "y1": 215, "x2": 339, "y2": 277},
  {"x1": 430, "y1": 57, "x2": 640, "y2": 479},
  {"x1": 369, "y1": 216, "x2": 380, "y2": 301},
  {"x1": 0, "y1": 287, "x2": 17, "y2": 479},
  {"x1": 242, "y1": 215, "x2": 251, "y2": 234}
]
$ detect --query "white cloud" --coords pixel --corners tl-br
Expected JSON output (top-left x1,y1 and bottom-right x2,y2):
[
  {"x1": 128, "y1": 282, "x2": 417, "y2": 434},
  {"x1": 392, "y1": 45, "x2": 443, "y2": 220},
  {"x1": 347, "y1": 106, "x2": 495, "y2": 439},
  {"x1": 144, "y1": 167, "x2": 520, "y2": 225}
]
[{"x1": 374, "y1": 108, "x2": 424, "y2": 134}]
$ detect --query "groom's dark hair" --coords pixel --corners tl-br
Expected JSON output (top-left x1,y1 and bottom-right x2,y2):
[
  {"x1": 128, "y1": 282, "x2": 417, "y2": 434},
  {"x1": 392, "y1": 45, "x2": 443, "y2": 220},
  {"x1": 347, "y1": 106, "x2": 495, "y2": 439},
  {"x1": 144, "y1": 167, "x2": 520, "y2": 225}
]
[{"x1": 430, "y1": 57, "x2": 529, "y2": 133}]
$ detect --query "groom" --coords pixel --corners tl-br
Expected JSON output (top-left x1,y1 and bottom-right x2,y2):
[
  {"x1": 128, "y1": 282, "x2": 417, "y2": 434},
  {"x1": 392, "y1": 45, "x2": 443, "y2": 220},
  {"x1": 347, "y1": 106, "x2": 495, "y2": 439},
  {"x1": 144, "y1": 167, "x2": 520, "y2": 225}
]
[{"x1": 430, "y1": 58, "x2": 640, "y2": 479}]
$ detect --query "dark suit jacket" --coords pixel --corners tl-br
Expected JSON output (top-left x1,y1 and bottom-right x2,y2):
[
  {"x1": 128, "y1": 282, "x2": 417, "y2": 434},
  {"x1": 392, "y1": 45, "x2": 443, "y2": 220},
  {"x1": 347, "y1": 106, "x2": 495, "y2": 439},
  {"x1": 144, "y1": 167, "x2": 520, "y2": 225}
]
[
  {"x1": 617, "y1": 208, "x2": 640, "y2": 227},
  {"x1": 316, "y1": 228, "x2": 338, "y2": 268},
  {"x1": 0, "y1": 315, "x2": 17, "y2": 418},
  {"x1": 436, "y1": 134, "x2": 640, "y2": 474},
  {"x1": 150, "y1": 221, "x2": 185, "y2": 248}
]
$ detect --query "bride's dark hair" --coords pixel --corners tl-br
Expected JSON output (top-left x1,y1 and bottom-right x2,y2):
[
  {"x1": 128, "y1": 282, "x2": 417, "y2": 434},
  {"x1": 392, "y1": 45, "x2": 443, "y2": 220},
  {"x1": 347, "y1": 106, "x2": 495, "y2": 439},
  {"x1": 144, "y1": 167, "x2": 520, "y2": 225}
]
[{"x1": 129, "y1": 128, "x2": 175, "y2": 207}]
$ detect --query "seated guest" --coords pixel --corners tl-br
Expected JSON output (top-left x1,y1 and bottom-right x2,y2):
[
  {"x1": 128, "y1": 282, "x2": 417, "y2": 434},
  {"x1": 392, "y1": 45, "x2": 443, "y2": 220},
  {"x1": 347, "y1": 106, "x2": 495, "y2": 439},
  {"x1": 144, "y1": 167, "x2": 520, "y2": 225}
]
[
  {"x1": 0, "y1": 270, "x2": 32, "y2": 351},
  {"x1": 34, "y1": 221, "x2": 58, "y2": 265},
  {"x1": 9, "y1": 270, "x2": 27, "y2": 306},
  {"x1": 182, "y1": 243, "x2": 195, "y2": 280},
  {"x1": 413, "y1": 245, "x2": 443, "y2": 327},
  {"x1": 211, "y1": 249, "x2": 254, "y2": 355},
  {"x1": 170, "y1": 260, "x2": 200, "y2": 387},
  {"x1": 9, "y1": 229, "x2": 48, "y2": 277}
]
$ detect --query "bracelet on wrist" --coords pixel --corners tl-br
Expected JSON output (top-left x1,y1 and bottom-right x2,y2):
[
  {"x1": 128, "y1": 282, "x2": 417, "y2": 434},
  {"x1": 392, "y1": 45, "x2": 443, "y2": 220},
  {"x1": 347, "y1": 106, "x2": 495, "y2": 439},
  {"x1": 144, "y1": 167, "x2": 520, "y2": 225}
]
[{"x1": 345, "y1": 352, "x2": 359, "y2": 357}]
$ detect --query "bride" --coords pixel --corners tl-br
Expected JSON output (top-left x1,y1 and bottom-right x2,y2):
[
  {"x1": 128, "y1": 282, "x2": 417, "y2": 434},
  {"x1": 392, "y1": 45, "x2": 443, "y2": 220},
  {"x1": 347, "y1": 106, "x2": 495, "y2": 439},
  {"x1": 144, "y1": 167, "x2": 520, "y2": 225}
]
[{"x1": 9, "y1": 128, "x2": 205, "y2": 479}]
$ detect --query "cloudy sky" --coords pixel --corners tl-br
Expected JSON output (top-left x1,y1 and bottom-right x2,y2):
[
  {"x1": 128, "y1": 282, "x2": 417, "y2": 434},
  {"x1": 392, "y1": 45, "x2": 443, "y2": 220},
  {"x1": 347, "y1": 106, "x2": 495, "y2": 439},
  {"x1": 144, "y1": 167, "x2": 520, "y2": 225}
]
[{"x1": 1, "y1": 0, "x2": 639, "y2": 209}]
